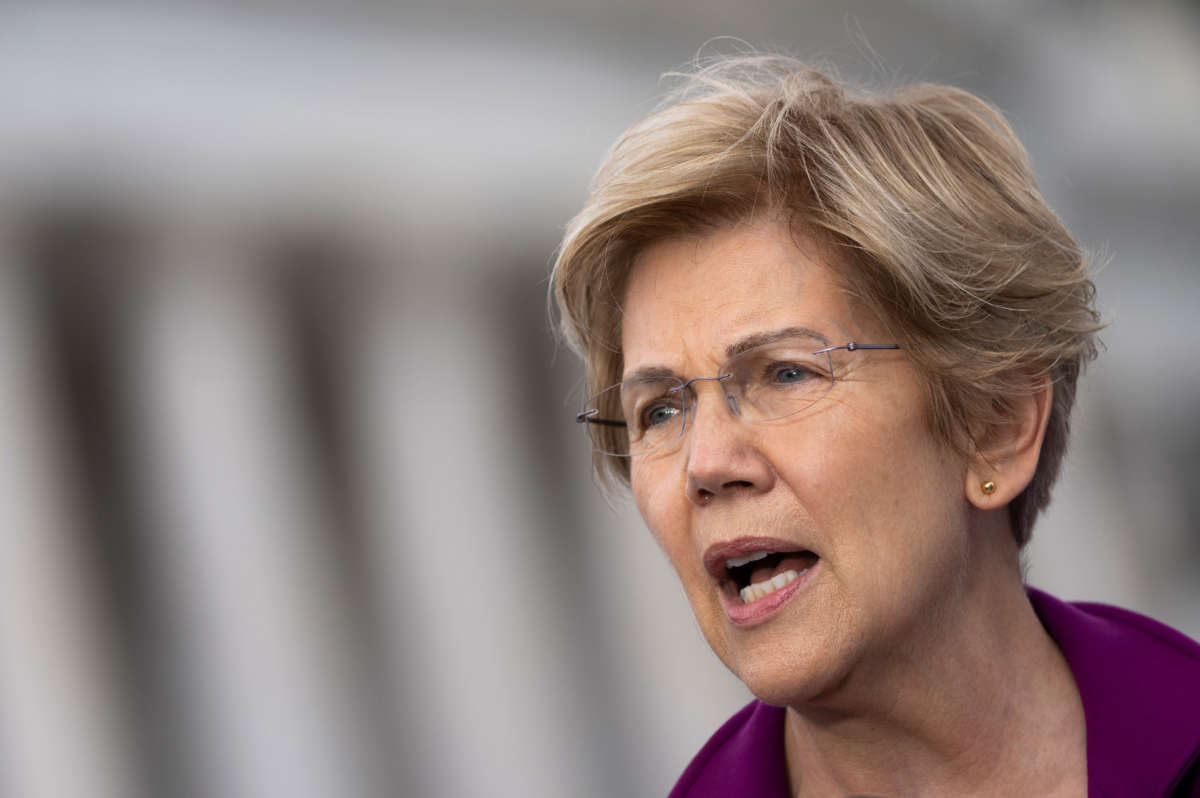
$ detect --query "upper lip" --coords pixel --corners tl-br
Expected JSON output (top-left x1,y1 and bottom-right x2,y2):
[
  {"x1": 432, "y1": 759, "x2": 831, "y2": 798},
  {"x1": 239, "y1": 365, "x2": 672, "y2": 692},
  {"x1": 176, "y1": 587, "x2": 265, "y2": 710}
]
[{"x1": 702, "y1": 536, "x2": 815, "y2": 581}]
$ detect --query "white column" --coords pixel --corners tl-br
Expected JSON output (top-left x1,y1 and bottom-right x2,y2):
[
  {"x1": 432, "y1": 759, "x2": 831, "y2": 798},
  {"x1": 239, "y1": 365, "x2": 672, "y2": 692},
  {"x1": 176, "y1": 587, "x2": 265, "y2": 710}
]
[
  {"x1": 126, "y1": 230, "x2": 383, "y2": 798},
  {"x1": 345, "y1": 260, "x2": 595, "y2": 798}
]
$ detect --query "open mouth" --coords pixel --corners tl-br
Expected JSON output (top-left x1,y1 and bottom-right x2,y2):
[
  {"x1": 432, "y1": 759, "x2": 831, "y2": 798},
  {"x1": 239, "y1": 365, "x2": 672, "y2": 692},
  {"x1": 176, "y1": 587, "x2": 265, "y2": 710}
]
[{"x1": 722, "y1": 549, "x2": 820, "y2": 604}]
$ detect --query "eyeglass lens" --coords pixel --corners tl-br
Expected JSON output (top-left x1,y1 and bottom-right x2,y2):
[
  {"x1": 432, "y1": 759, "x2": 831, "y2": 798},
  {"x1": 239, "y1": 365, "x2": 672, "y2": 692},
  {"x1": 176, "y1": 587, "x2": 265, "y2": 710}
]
[{"x1": 581, "y1": 334, "x2": 838, "y2": 457}]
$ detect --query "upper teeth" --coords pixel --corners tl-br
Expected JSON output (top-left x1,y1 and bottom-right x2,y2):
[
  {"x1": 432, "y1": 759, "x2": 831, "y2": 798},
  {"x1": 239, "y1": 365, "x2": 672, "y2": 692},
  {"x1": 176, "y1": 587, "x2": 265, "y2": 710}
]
[{"x1": 725, "y1": 550, "x2": 771, "y2": 568}]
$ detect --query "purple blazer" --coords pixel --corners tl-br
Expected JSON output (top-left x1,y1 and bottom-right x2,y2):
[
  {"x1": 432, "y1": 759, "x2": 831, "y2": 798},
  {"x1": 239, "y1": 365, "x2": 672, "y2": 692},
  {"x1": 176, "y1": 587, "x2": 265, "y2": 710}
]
[{"x1": 669, "y1": 588, "x2": 1200, "y2": 797}]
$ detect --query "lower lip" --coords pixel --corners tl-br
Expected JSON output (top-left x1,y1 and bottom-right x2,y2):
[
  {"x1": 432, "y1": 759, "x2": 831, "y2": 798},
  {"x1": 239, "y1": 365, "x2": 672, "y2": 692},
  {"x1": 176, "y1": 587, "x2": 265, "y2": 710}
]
[{"x1": 720, "y1": 561, "x2": 818, "y2": 627}]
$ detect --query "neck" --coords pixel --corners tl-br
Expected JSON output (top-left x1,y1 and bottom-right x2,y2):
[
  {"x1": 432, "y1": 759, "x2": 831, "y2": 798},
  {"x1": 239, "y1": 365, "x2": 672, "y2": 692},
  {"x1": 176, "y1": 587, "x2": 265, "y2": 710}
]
[{"x1": 784, "y1": 513, "x2": 1086, "y2": 797}]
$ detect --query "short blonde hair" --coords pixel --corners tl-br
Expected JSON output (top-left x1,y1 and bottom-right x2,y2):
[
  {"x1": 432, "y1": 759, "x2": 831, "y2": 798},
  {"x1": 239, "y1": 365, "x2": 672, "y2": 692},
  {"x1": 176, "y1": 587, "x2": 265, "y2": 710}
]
[{"x1": 552, "y1": 55, "x2": 1101, "y2": 545}]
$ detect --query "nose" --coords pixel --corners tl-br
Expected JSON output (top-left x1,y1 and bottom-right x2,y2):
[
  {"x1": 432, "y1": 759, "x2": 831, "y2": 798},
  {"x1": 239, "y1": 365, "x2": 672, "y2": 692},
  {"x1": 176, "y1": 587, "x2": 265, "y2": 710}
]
[{"x1": 682, "y1": 380, "x2": 774, "y2": 505}]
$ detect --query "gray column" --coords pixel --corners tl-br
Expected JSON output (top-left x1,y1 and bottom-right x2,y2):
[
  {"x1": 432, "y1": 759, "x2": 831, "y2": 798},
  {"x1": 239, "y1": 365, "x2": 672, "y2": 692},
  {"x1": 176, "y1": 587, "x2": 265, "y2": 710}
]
[{"x1": 0, "y1": 222, "x2": 144, "y2": 798}]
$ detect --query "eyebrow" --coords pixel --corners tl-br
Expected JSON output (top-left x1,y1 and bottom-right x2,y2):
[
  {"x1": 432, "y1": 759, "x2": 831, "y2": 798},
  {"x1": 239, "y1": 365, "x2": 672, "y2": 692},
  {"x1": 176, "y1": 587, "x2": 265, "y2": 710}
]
[
  {"x1": 621, "y1": 365, "x2": 679, "y2": 383},
  {"x1": 622, "y1": 326, "x2": 832, "y2": 383},
  {"x1": 724, "y1": 326, "x2": 830, "y2": 359}
]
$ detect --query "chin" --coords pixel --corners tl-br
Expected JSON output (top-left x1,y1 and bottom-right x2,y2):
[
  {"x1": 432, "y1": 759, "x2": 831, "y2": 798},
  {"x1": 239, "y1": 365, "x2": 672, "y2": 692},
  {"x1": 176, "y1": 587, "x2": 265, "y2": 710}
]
[{"x1": 720, "y1": 636, "x2": 850, "y2": 708}]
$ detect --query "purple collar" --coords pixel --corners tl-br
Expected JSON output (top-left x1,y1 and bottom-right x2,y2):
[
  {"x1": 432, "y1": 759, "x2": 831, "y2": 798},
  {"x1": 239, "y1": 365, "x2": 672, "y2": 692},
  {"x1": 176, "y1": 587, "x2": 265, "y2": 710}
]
[
  {"x1": 669, "y1": 587, "x2": 1200, "y2": 797},
  {"x1": 1027, "y1": 587, "x2": 1200, "y2": 797}
]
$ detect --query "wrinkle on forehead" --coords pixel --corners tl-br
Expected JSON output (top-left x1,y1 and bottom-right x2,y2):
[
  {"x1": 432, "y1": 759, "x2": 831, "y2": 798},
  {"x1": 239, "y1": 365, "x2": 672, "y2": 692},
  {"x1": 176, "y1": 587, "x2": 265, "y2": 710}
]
[{"x1": 619, "y1": 219, "x2": 870, "y2": 376}]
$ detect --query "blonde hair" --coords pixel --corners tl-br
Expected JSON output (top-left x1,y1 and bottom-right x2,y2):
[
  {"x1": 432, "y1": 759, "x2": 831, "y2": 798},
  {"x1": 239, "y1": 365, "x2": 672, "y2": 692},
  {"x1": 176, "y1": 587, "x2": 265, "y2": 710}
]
[{"x1": 552, "y1": 55, "x2": 1101, "y2": 545}]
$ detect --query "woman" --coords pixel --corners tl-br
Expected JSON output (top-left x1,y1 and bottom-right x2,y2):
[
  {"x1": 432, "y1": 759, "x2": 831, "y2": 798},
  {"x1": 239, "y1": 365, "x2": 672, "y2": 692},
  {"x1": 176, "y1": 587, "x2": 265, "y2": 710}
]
[{"x1": 552, "y1": 56, "x2": 1200, "y2": 797}]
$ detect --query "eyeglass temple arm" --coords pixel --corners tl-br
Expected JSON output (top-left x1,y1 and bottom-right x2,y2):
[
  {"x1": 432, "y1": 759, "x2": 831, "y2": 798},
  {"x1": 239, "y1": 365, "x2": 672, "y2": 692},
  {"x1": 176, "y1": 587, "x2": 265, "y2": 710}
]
[
  {"x1": 575, "y1": 409, "x2": 627, "y2": 427},
  {"x1": 812, "y1": 342, "x2": 901, "y2": 354}
]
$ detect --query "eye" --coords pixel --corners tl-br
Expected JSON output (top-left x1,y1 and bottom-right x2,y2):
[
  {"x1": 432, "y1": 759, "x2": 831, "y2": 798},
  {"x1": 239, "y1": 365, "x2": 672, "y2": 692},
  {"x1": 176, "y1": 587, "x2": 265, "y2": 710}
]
[
  {"x1": 773, "y1": 364, "x2": 813, "y2": 384},
  {"x1": 641, "y1": 402, "x2": 681, "y2": 429}
]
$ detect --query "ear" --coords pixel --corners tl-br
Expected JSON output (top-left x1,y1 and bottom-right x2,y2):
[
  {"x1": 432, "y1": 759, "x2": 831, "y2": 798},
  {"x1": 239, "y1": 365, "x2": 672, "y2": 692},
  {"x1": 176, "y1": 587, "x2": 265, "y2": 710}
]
[{"x1": 965, "y1": 380, "x2": 1053, "y2": 510}]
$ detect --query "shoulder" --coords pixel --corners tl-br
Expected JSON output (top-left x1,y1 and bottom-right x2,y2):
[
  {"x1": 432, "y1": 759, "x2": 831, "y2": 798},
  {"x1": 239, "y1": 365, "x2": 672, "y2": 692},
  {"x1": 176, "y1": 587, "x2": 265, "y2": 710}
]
[
  {"x1": 667, "y1": 700, "x2": 790, "y2": 798},
  {"x1": 1027, "y1": 587, "x2": 1200, "y2": 797}
]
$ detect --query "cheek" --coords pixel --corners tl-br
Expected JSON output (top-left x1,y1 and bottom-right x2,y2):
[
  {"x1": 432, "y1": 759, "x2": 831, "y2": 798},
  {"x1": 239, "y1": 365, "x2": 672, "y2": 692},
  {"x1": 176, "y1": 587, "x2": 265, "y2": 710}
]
[
  {"x1": 846, "y1": 441, "x2": 968, "y2": 599},
  {"x1": 632, "y1": 464, "x2": 718, "y2": 608},
  {"x1": 631, "y1": 463, "x2": 683, "y2": 552},
  {"x1": 799, "y1": 408, "x2": 966, "y2": 585}
]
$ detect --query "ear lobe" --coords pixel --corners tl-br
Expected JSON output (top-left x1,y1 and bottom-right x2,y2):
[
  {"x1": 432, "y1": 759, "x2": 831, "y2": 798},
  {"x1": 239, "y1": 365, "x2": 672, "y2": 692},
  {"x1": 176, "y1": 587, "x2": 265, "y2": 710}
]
[{"x1": 965, "y1": 380, "x2": 1053, "y2": 510}]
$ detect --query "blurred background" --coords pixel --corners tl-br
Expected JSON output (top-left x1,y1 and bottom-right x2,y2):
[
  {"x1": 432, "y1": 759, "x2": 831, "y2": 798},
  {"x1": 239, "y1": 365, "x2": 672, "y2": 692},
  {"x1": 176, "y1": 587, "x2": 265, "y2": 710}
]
[{"x1": 0, "y1": 1, "x2": 1197, "y2": 796}]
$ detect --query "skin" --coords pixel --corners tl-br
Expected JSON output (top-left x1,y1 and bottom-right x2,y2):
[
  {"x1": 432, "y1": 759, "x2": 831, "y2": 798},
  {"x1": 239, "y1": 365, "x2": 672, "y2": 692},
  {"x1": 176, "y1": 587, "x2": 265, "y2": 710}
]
[{"x1": 620, "y1": 217, "x2": 1087, "y2": 796}]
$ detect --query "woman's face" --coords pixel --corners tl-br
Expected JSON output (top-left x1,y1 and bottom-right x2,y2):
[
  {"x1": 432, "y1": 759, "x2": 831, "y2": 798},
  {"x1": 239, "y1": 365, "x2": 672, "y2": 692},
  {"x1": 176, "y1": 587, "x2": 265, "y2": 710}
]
[{"x1": 621, "y1": 218, "x2": 974, "y2": 706}]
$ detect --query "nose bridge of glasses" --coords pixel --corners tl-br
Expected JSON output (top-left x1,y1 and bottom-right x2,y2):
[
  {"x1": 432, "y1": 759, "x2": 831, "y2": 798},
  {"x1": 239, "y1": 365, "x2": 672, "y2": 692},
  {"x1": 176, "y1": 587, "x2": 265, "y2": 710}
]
[{"x1": 671, "y1": 373, "x2": 739, "y2": 422}]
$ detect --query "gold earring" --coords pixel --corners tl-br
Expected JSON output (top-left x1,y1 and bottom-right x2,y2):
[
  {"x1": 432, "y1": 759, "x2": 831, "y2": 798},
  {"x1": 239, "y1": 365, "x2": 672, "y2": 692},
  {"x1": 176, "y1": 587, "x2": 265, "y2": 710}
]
[{"x1": 981, "y1": 480, "x2": 997, "y2": 495}]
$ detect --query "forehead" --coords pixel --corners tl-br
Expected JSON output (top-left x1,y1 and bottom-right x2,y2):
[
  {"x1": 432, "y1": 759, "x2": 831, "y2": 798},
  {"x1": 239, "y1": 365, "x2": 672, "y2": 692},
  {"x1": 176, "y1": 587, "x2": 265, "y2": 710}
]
[{"x1": 620, "y1": 219, "x2": 856, "y2": 370}]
